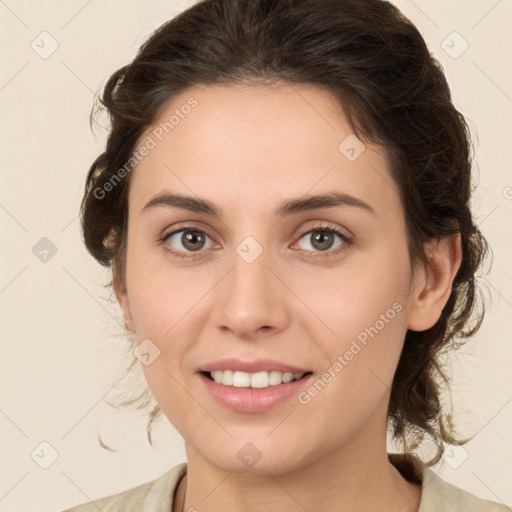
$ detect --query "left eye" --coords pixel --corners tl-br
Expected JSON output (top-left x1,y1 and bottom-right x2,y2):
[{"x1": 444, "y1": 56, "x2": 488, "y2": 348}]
[{"x1": 295, "y1": 228, "x2": 348, "y2": 253}]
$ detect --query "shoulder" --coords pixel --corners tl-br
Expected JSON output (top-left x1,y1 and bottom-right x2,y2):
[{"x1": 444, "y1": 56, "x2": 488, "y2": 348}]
[
  {"x1": 389, "y1": 453, "x2": 511, "y2": 512},
  {"x1": 60, "y1": 462, "x2": 187, "y2": 512},
  {"x1": 419, "y1": 466, "x2": 511, "y2": 512}
]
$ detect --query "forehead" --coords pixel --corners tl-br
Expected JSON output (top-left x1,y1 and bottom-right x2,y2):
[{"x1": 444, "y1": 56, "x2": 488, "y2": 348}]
[{"x1": 128, "y1": 83, "x2": 400, "y2": 220}]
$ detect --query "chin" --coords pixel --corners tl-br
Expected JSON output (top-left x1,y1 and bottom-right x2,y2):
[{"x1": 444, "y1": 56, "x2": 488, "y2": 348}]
[{"x1": 187, "y1": 434, "x2": 315, "y2": 476}]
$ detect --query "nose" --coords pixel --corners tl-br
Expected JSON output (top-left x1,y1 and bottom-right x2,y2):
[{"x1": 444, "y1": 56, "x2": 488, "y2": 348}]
[{"x1": 210, "y1": 248, "x2": 290, "y2": 340}]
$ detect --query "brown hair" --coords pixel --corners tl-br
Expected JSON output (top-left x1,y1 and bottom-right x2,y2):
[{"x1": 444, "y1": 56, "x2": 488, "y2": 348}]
[{"x1": 81, "y1": 0, "x2": 489, "y2": 464}]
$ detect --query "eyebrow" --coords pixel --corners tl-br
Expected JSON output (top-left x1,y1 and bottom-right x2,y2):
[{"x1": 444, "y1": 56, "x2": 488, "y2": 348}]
[{"x1": 141, "y1": 191, "x2": 376, "y2": 218}]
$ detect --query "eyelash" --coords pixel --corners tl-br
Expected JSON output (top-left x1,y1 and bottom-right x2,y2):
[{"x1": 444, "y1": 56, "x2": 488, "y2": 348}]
[{"x1": 158, "y1": 223, "x2": 352, "y2": 260}]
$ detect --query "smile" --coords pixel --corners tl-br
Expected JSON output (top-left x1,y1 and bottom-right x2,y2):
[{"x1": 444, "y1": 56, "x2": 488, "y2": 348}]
[{"x1": 205, "y1": 370, "x2": 310, "y2": 389}]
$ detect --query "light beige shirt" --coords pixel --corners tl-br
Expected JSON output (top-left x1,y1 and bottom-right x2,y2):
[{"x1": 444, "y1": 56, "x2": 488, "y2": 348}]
[{"x1": 62, "y1": 454, "x2": 511, "y2": 512}]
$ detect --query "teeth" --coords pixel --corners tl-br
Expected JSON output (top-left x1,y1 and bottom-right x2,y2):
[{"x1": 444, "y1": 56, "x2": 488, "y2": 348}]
[{"x1": 209, "y1": 370, "x2": 306, "y2": 388}]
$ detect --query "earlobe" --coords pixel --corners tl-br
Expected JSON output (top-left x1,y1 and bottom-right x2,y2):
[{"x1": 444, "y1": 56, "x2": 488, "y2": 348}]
[
  {"x1": 407, "y1": 234, "x2": 462, "y2": 332},
  {"x1": 113, "y1": 271, "x2": 135, "y2": 333}
]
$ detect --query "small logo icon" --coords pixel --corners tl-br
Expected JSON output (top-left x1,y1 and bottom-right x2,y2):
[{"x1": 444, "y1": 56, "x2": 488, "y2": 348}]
[
  {"x1": 31, "y1": 32, "x2": 59, "y2": 59},
  {"x1": 441, "y1": 31, "x2": 469, "y2": 59},
  {"x1": 32, "y1": 237, "x2": 58, "y2": 263},
  {"x1": 338, "y1": 134, "x2": 366, "y2": 161},
  {"x1": 236, "y1": 442, "x2": 263, "y2": 468},
  {"x1": 443, "y1": 442, "x2": 469, "y2": 469},
  {"x1": 31, "y1": 441, "x2": 59, "y2": 469},
  {"x1": 236, "y1": 236, "x2": 263, "y2": 264},
  {"x1": 134, "y1": 338, "x2": 161, "y2": 366}
]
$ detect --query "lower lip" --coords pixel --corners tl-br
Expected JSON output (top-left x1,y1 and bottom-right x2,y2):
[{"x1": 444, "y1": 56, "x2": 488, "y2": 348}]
[{"x1": 197, "y1": 372, "x2": 313, "y2": 413}]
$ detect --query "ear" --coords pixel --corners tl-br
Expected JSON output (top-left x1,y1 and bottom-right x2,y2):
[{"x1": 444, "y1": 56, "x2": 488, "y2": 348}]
[
  {"x1": 407, "y1": 234, "x2": 462, "y2": 332},
  {"x1": 113, "y1": 271, "x2": 135, "y2": 333}
]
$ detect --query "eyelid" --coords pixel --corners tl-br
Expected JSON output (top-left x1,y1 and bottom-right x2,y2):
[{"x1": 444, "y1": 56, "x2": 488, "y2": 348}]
[
  {"x1": 294, "y1": 221, "x2": 352, "y2": 241},
  {"x1": 160, "y1": 221, "x2": 217, "y2": 242}
]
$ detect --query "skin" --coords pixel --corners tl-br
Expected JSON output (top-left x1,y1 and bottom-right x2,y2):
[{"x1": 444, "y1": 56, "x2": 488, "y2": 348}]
[{"x1": 114, "y1": 83, "x2": 462, "y2": 512}]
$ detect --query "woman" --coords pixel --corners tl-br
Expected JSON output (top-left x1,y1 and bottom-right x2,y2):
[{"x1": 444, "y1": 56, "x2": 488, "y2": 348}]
[{"x1": 63, "y1": 0, "x2": 510, "y2": 510}]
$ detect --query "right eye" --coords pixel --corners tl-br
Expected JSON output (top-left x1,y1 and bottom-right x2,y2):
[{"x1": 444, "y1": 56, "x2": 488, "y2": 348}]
[{"x1": 161, "y1": 227, "x2": 217, "y2": 258}]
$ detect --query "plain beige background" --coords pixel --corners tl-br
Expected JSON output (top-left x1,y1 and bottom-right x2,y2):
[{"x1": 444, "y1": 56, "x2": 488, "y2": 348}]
[{"x1": 1, "y1": 0, "x2": 511, "y2": 511}]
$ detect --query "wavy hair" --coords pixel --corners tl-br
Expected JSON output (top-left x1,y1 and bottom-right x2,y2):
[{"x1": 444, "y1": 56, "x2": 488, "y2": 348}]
[{"x1": 80, "y1": 0, "x2": 490, "y2": 464}]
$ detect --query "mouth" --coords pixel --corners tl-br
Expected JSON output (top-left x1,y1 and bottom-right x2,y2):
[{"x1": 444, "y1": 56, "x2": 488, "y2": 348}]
[
  {"x1": 200, "y1": 370, "x2": 313, "y2": 389},
  {"x1": 198, "y1": 369, "x2": 314, "y2": 413}
]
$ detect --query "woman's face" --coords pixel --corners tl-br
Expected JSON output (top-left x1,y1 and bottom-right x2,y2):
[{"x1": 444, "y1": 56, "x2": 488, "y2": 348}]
[{"x1": 115, "y1": 83, "x2": 426, "y2": 474}]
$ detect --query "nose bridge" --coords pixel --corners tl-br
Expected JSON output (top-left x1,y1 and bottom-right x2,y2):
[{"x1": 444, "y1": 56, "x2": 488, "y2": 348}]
[
  {"x1": 227, "y1": 239, "x2": 273, "y2": 314},
  {"x1": 211, "y1": 234, "x2": 289, "y2": 337}
]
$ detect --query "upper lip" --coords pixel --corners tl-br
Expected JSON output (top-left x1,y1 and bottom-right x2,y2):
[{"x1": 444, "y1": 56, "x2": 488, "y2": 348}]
[{"x1": 198, "y1": 358, "x2": 311, "y2": 374}]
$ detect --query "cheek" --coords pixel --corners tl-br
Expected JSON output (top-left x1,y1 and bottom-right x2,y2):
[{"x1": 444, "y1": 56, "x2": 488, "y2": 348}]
[
  {"x1": 291, "y1": 277, "x2": 409, "y2": 446},
  {"x1": 294, "y1": 250, "x2": 411, "y2": 397},
  {"x1": 125, "y1": 243, "x2": 211, "y2": 337},
  {"x1": 296, "y1": 246, "x2": 410, "y2": 339}
]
